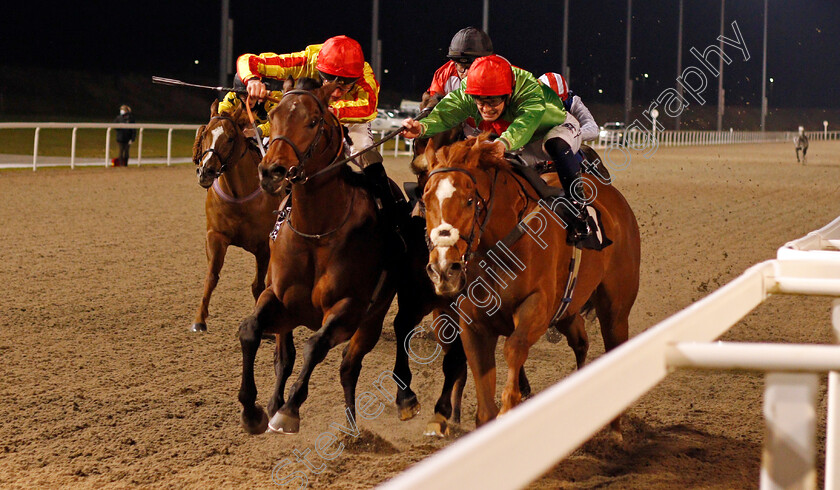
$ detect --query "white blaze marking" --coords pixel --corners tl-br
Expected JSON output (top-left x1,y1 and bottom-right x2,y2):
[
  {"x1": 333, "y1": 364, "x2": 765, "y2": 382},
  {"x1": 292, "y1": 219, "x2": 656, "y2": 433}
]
[
  {"x1": 201, "y1": 126, "x2": 226, "y2": 166},
  {"x1": 435, "y1": 177, "x2": 456, "y2": 209}
]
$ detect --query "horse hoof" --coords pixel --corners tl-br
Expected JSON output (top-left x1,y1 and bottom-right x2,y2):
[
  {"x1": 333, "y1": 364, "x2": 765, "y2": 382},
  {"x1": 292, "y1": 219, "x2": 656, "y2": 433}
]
[
  {"x1": 423, "y1": 413, "x2": 449, "y2": 438},
  {"x1": 241, "y1": 405, "x2": 268, "y2": 435},
  {"x1": 268, "y1": 412, "x2": 300, "y2": 434},
  {"x1": 190, "y1": 323, "x2": 207, "y2": 333},
  {"x1": 398, "y1": 397, "x2": 421, "y2": 421}
]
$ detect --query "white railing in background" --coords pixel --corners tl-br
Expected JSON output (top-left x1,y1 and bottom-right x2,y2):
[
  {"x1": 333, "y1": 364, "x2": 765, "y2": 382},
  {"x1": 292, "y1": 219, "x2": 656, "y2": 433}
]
[
  {"x1": 381, "y1": 216, "x2": 840, "y2": 490},
  {"x1": 593, "y1": 129, "x2": 840, "y2": 149},
  {"x1": 0, "y1": 122, "x2": 202, "y2": 171},
  {"x1": 374, "y1": 130, "x2": 414, "y2": 157}
]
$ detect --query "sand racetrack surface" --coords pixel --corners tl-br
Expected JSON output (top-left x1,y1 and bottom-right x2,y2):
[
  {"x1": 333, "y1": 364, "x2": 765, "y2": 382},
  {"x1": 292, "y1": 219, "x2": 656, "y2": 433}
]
[{"x1": 2, "y1": 141, "x2": 840, "y2": 488}]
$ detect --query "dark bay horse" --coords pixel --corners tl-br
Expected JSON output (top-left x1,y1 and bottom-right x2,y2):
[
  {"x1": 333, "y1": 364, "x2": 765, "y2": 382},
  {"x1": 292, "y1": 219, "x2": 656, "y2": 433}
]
[
  {"x1": 237, "y1": 80, "x2": 420, "y2": 434},
  {"x1": 421, "y1": 134, "x2": 640, "y2": 435},
  {"x1": 191, "y1": 100, "x2": 280, "y2": 332}
]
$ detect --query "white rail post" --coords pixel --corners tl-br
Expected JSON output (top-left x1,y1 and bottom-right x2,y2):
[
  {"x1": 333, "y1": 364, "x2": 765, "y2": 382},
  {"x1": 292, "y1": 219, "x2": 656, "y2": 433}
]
[
  {"x1": 394, "y1": 133, "x2": 399, "y2": 157},
  {"x1": 137, "y1": 128, "x2": 144, "y2": 166},
  {"x1": 105, "y1": 127, "x2": 112, "y2": 167},
  {"x1": 167, "y1": 128, "x2": 173, "y2": 166},
  {"x1": 70, "y1": 127, "x2": 78, "y2": 170},
  {"x1": 828, "y1": 298, "x2": 840, "y2": 490},
  {"x1": 760, "y1": 372, "x2": 818, "y2": 490},
  {"x1": 32, "y1": 127, "x2": 40, "y2": 171}
]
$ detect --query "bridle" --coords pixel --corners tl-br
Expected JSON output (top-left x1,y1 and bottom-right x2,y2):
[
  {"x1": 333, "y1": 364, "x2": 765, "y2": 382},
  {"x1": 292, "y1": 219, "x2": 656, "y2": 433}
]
[
  {"x1": 194, "y1": 114, "x2": 248, "y2": 179},
  {"x1": 266, "y1": 89, "x2": 343, "y2": 185},
  {"x1": 426, "y1": 166, "x2": 498, "y2": 265}
]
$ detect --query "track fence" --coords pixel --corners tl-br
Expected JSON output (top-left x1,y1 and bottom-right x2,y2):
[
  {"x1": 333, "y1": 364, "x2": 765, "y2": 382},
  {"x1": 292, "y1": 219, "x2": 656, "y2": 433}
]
[
  {"x1": 0, "y1": 122, "x2": 202, "y2": 170},
  {"x1": 381, "y1": 216, "x2": 840, "y2": 490},
  {"x1": 594, "y1": 129, "x2": 840, "y2": 149}
]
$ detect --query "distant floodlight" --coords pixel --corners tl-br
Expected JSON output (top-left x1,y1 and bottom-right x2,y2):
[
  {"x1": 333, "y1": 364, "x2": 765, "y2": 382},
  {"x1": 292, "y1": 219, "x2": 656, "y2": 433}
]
[
  {"x1": 598, "y1": 89, "x2": 603, "y2": 94},
  {"x1": 194, "y1": 60, "x2": 200, "y2": 65},
  {"x1": 769, "y1": 77, "x2": 774, "y2": 83},
  {"x1": 643, "y1": 73, "x2": 649, "y2": 78},
  {"x1": 384, "y1": 69, "x2": 389, "y2": 74}
]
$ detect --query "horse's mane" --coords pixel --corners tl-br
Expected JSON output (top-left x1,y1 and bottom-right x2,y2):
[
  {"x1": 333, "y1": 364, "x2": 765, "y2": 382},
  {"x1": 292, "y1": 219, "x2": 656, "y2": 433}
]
[{"x1": 427, "y1": 132, "x2": 510, "y2": 174}]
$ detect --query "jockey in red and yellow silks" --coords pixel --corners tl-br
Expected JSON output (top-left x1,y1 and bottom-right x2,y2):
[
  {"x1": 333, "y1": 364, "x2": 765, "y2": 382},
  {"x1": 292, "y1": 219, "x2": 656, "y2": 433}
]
[
  {"x1": 237, "y1": 42, "x2": 378, "y2": 125},
  {"x1": 238, "y1": 35, "x2": 409, "y2": 244}
]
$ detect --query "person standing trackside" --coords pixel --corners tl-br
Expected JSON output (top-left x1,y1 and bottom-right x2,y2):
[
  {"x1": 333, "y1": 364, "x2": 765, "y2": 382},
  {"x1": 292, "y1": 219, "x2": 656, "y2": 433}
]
[{"x1": 113, "y1": 105, "x2": 135, "y2": 167}]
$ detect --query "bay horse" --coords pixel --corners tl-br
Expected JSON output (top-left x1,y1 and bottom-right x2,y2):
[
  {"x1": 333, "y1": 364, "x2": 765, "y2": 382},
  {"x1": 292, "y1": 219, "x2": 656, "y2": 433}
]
[
  {"x1": 237, "y1": 79, "x2": 421, "y2": 434},
  {"x1": 795, "y1": 126, "x2": 809, "y2": 164},
  {"x1": 421, "y1": 134, "x2": 640, "y2": 434},
  {"x1": 191, "y1": 100, "x2": 280, "y2": 333}
]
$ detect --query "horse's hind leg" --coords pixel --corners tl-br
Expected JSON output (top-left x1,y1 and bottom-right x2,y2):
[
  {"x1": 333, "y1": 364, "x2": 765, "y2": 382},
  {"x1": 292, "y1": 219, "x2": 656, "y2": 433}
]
[
  {"x1": 238, "y1": 288, "x2": 283, "y2": 434},
  {"x1": 593, "y1": 281, "x2": 636, "y2": 440},
  {"x1": 272, "y1": 299, "x2": 356, "y2": 434},
  {"x1": 554, "y1": 314, "x2": 590, "y2": 369},
  {"x1": 267, "y1": 331, "x2": 295, "y2": 419},
  {"x1": 192, "y1": 231, "x2": 230, "y2": 332}
]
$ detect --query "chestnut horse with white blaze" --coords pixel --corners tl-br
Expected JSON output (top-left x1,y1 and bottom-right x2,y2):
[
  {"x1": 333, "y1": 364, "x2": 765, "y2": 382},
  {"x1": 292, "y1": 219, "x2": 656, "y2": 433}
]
[
  {"x1": 422, "y1": 134, "x2": 640, "y2": 433},
  {"x1": 237, "y1": 79, "x2": 421, "y2": 435},
  {"x1": 191, "y1": 101, "x2": 280, "y2": 333}
]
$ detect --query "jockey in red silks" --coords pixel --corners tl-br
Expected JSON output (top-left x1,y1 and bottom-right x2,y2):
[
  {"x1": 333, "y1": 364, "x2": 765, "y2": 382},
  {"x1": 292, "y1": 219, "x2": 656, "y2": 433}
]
[
  {"x1": 237, "y1": 35, "x2": 407, "y2": 236},
  {"x1": 403, "y1": 55, "x2": 591, "y2": 243},
  {"x1": 424, "y1": 27, "x2": 494, "y2": 103}
]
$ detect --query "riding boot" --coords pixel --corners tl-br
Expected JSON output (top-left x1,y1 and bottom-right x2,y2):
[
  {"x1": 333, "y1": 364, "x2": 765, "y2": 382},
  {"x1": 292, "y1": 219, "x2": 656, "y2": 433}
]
[
  {"x1": 361, "y1": 157, "x2": 410, "y2": 253},
  {"x1": 544, "y1": 137, "x2": 591, "y2": 244}
]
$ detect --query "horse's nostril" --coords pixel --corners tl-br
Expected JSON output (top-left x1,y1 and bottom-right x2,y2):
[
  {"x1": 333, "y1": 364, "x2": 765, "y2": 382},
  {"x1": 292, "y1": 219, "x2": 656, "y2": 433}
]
[
  {"x1": 272, "y1": 166, "x2": 287, "y2": 177},
  {"x1": 438, "y1": 229, "x2": 450, "y2": 237},
  {"x1": 449, "y1": 262, "x2": 463, "y2": 272},
  {"x1": 426, "y1": 263, "x2": 440, "y2": 280}
]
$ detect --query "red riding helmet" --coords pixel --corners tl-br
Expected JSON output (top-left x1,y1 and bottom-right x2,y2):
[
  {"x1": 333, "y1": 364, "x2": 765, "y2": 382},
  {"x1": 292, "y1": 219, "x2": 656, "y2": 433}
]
[
  {"x1": 538, "y1": 72, "x2": 569, "y2": 101},
  {"x1": 315, "y1": 35, "x2": 365, "y2": 79},
  {"x1": 464, "y1": 55, "x2": 514, "y2": 97}
]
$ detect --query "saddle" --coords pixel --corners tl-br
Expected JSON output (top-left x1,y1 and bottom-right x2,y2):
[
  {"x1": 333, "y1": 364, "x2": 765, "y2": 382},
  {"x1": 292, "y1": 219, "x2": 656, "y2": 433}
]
[{"x1": 505, "y1": 152, "x2": 612, "y2": 251}]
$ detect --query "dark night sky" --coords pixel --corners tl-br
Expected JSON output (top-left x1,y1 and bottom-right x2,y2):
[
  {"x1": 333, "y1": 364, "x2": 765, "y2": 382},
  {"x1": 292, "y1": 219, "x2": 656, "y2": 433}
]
[{"x1": 5, "y1": 0, "x2": 840, "y2": 108}]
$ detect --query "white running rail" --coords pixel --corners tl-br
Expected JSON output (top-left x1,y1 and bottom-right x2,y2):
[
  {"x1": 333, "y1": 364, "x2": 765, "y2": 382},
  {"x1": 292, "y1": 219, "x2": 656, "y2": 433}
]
[
  {"x1": 0, "y1": 122, "x2": 202, "y2": 170},
  {"x1": 593, "y1": 129, "x2": 840, "y2": 149},
  {"x1": 381, "y1": 216, "x2": 840, "y2": 490}
]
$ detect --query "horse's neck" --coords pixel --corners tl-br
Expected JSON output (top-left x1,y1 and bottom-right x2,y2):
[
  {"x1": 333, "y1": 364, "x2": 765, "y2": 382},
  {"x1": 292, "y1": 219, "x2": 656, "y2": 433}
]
[
  {"x1": 290, "y1": 173, "x2": 355, "y2": 235},
  {"x1": 218, "y1": 139, "x2": 261, "y2": 198},
  {"x1": 478, "y1": 168, "x2": 537, "y2": 247}
]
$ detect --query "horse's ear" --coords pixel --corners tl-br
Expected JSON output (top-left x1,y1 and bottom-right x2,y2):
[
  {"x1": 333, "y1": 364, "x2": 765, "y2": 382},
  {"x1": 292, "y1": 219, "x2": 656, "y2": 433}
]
[
  {"x1": 231, "y1": 103, "x2": 248, "y2": 127},
  {"x1": 192, "y1": 125, "x2": 206, "y2": 162},
  {"x1": 479, "y1": 132, "x2": 506, "y2": 160},
  {"x1": 211, "y1": 99, "x2": 220, "y2": 117},
  {"x1": 283, "y1": 76, "x2": 295, "y2": 93},
  {"x1": 423, "y1": 139, "x2": 438, "y2": 170},
  {"x1": 316, "y1": 82, "x2": 339, "y2": 107}
]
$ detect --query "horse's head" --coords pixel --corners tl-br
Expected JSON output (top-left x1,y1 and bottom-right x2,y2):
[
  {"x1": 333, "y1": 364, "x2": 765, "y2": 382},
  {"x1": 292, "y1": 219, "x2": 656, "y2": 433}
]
[
  {"x1": 422, "y1": 134, "x2": 505, "y2": 296},
  {"x1": 259, "y1": 78, "x2": 342, "y2": 195},
  {"x1": 193, "y1": 100, "x2": 246, "y2": 188}
]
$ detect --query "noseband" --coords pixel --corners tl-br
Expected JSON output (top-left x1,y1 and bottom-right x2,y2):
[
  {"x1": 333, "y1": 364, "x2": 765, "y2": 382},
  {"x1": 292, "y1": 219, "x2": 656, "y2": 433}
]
[
  {"x1": 426, "y1": 167, "x2": 498, "y2": 265},
  {"x1": 266, "y1": 89, "x2": 341, "y2": 184},
  {"x1": 195, "y1": 114, "x2": 247, "y2": 179}
]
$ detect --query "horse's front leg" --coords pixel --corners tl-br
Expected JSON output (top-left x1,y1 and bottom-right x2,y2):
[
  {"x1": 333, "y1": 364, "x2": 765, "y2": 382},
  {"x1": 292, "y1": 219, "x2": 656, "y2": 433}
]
[
  {"x1": 267, "y1": 331, "x2": 295, "y2": 419},
  {"x1": 425, "y1": 336, "x2": 467, "y2": 437},
  {"x1": 239, "y1": 287, "x2": 284, "y2": 434},
  {"x1": 251, "y1": 244, "x2": 271, "y2": 301},
  {"x1": 460, "y1": 325, "x2": 499, "y2": 427},
  {"x1": 500, "y1": 294, "x2": 550, "y2": 415},
  {"x1": 270, "y1": 298, "x2": 357, "y2": 434},
  {"x1": 192, "y1": 230, "x2": 230, "y2": 332},
  {"x1": 391, "y1": 293, "x2": 426, "y2": 421}
]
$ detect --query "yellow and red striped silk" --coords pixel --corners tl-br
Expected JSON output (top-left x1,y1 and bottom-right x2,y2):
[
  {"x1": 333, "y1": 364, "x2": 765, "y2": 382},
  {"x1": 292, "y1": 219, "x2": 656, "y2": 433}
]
[{"x1": 236, "y1": 44, "x2": 379, "y2": 124}]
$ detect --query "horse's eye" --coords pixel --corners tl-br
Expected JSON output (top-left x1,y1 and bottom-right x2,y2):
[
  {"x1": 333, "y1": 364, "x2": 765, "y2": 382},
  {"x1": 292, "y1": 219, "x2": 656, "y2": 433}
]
[
  {"x1": 309, "y1": 119, "x2": 318, "y2": 128},
  {"x1": 466, "y1": 198, "x2": 474, "y2": 207}
]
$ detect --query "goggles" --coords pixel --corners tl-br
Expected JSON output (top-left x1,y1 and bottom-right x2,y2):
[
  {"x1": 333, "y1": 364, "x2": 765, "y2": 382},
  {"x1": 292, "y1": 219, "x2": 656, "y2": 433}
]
[
  {"x1": 470, "y1": 95, "x2": 506, "y2": 107},
  {"x1": 319, "y1": 72, "x2": 359, "y2": 88}
]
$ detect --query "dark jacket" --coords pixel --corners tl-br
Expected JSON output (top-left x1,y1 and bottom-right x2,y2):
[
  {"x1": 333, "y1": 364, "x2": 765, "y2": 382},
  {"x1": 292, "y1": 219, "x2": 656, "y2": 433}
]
[{"x1": 114, "y1": 113, "x2": 136, "y2": 143}]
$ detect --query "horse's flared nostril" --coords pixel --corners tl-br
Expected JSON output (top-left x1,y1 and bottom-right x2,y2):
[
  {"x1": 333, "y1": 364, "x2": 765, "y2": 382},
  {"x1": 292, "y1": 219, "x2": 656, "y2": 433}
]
[
  {"x1": 426, "y1": 262, "x2": 441, "y2": 282},
  {"x1": 449, "y1": 262, "x2": 462, "y2": 272}
]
